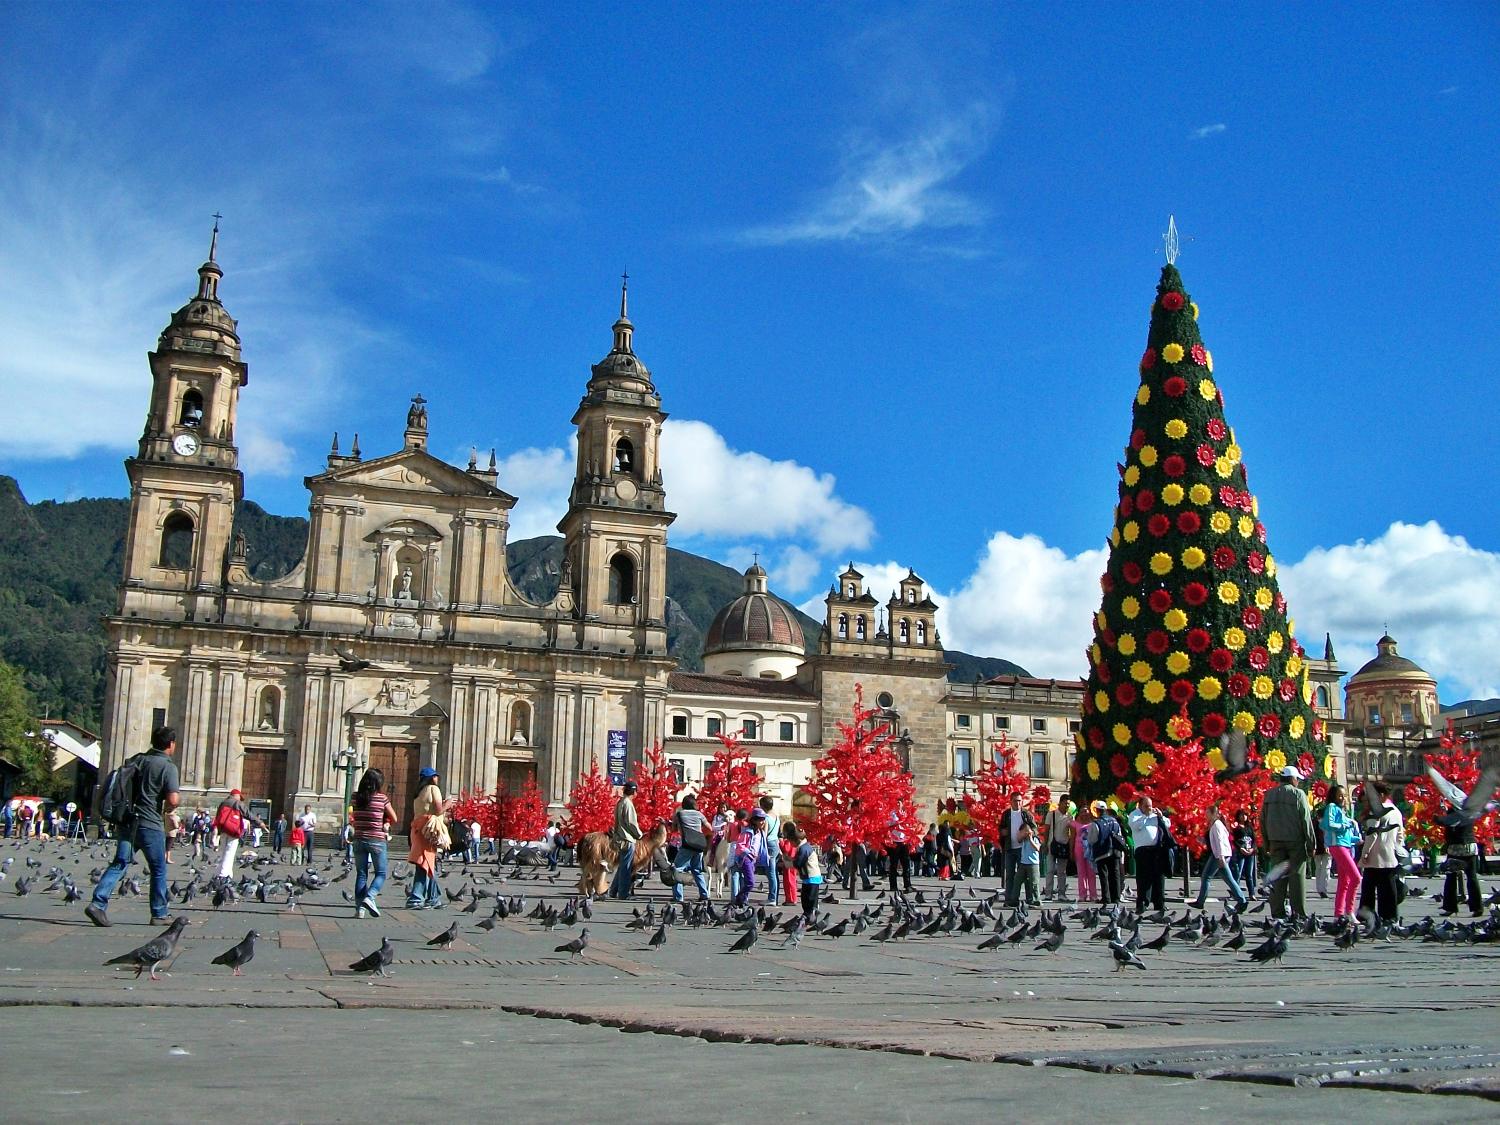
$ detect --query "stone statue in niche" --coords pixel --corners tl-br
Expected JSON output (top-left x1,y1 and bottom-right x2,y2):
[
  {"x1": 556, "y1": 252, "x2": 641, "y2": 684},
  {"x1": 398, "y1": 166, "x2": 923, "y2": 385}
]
[{"x1": 395, "y1": 567, "x2": 414, "y2": 600}]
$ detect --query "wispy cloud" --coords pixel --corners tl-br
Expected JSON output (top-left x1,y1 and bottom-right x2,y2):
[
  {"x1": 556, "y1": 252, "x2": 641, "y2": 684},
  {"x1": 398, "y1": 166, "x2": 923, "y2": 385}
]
[{"x1": 1190, "y1": 123, "x2": 1227, "y2": 141}]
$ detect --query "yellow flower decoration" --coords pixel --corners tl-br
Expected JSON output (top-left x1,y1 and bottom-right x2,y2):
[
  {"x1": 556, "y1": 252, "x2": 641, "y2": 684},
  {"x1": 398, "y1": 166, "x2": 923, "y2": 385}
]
[
  {"x1": 1232, "y1": 711, "x2": 1255, "y2": 733},
  {"x1": 1165, "y1": 650, "x2": 1190, "y2": 674},
  {"x1": 1225, "y1": 443, "x2": 1242, "y2": 464},
  {"x1": 1136, "y1": 384, "x2": 1151, "y2": 406},
  {"x1": 1206, "y1": 746, "x2": 1227, "y2": 770},
  {"x1": 1124, "y1": 464, "x2": 1140, "y2": 486},
  {"x1": 1198, "y1": 377, "x2": 1216, "y2": 399},
  {"x1": 1162, "y1": 483, "x2": 1185, "y2": 506},
  {"x1": 1161, "y1": 342, "x2": 1185, "y2": 363},
  {"x1": 1266, "y1": 631, "x2": 1284, "y2": 654},
  {"x1": 1252, "y1": 675, "x2": 1274, "y2": 700},
  {"x1": 1074, "y1": 731, "x2": 1086, "y2": 750},
  {"x1": 1288, "y1": 618, "x2": 1296, "y2": 635},
  {"x1": 1112, "y1": 722, "x2": 1131, "y2": 746},
  {"x1": 1087, "y1": 757, "x2": 1101, "y2": 781},
  {"x1": 1223, "y1": 626, "x2": 1247, "y2": 650},
  {"x1": 1150, "y1": 552, "x2": 1174, "y2": 576},
  {"x1": 1095, "y1": 610, "x2": 1108, "y2": 630},
  {"x1": 1163, "y1": 609, "x2": 1188, "y2": 634},
  {"x1": 1264, "y1": 749, "x2": 1287, "y2": 773},
  {"x1": 1189, "y1": 483, "x2": 1212, "y2": 505},
  {"x1": 1289, "y1": 715, "x2": 1306, "y2": 739},
  {"x1": 1286, "y1": 654, "x2": 1304, "y2": 677},
  {"x1": 1214, "y1": 455, "x2": 1233, "y2": 478},
  {"x1": 1190, "y1": 302, "x2": 1199, "y2": 320},
  {"x1": 1094, "y1": 690, "x2": 1111, "y2": 713},
  {"x1": 1118, "y1": 633, "x2": 1137, "y2": 655},
  {"x1": 1324, "y1": 755, "x2": 1335, "y2": 778},
  {"x1": 1199, "y1": 675, "x2": 1222, "y2": 700},
  {"x1": 1141, "y1": 680, "x2": 1165, "y2": 705},
  {"x1": 1217, "y1": 580, "x2": 1240, "y2": 604},
  {"x1": 1121, "y1": 596, "x2": 1141, "y2": 619},
  {"x1": 1265, "y1": 556, "x2": 1277, "y2": 578},
  {"x1": 1123, "y1": 521, "x2": 1140, "y2": 543},
  {"x1": 1135, "y1": 751, "x2": 1158, "y2": 775},
  {"x1": 1255, "y1": 587, "x2": 1273, "y2": 610},
  {"x1": 1164, "y1": 418, "x2": 1188, "y2": 440},
  {"x1": 1205, "y1": 349, "x2": 1214, "y2": 373},
  {"x1": 1209, "y1": 511, "x2": 1232, "y2": 534},
  {"x1": 1129, "y1": 660, "x2": 1153, "y2": 684},
  {"x1": 1237, "y1": 515, "x2": 1254, "y2": 538},
  {"x1": 1252, "y1": 496, "x2": 1259, "y2": 517},
  {"x1": 1182, "y1": 546, "x2": 1205, "y2": 569},
  {"x1": 1110, "y1": 527, "x2": 1122, "y2": 547},
  {"x1": 1303, "y1": 682, "x2": 1314, "y2": 704},
  {"x1": 1139, "y1": 445, "x2": 1158, "y2": 467}
]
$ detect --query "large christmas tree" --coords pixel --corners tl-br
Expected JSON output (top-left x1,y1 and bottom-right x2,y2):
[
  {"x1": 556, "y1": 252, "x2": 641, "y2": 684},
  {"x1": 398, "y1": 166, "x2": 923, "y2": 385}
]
[{"x1": 1074, "y1": 257, "x2": 1328, "y2": 803}]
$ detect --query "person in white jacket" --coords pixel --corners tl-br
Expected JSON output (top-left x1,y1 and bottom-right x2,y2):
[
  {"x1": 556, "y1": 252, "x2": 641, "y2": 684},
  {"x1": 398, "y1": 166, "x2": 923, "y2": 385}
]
[
  {"x1": 1357, "y1": 781, "x2": 1406, "y2": 923},
  {"x1": 1188, "y1": 803, "x2": 1248, "y2": 909}
]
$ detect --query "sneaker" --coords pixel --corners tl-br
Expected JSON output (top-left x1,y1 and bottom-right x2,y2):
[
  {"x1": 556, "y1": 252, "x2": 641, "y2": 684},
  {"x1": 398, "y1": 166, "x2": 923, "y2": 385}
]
[
  {"x1": 356, "y1": 907, "x2": 367, "y2": 919},
  {"x1": 151, "y1": 915, "x2": 176, "y2": 925},
  {"x1": 85, "y1": 904, "x2": 111, "y2": 928},
  {"x1": 361, "y1": 896, "x2": 380, "y2": 918}
]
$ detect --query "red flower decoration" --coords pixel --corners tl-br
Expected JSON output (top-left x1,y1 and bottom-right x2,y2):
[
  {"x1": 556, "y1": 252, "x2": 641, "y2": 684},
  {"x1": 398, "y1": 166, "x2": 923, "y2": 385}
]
[
  {"x1": 1131, "y1": 428, "x2": 1146, "y2": 449},
  {"x1": 1201, "y1": 712, "x2": 1227, "y2": 738},
  {"x1": 1171, "y1": 679, "x2": 1196, "y2": 704},
  {"x1": 1190, "y1": 343, "x2": 1207, "y2": 366},
  {"x1": 1209, "y1": 647, "x2": 1234, "y2": 672},
  {"x1": 1101, "y1": 627, "x2": 1117, "y2": 647},
  {"x1": 1186, "y1": 627, "x2": 1212, "y2": 653},
  {"x1": 1148, "y1": 513, "x2": 1171, "y2": 537},
  {"x1": 1275, "y1": 593, "x2": 1287, "y2": 615},
  {"x1": 1278, "y1": 678, "x2": 1298, "y2": 702},
  {"x1": 1118, "y1": 495, "x2": 1134, "y2": 517},
  {"x1": 1297, "y1": 752, "x2": 1316, "y2": 776},
  {"x1": 1247, "y1": 646, "x2": 1270, "y2": 671},
  {"x1": 1177, "y1": 511, "x2": 1202, "y2": 534},
  {"x1": 1140, "y1": 348, "x2": 1157, "y2": 371},
  {"x1": 1116, "y1": 781, "x2": 1139, "y2": 803},
  {"x1": 1110, "y1": 753, "x2": 1129, "y2": 779},
  {"x1": 1196, "y1": 443, "x2": 1216, "y2": 467},
  {"x1": 1183, "y1": 582, "x2": 1208, "y2": 607},
  {"x1": 1311, "y1": 780, "x2": 1329, "y2": 802},
  {"x1": 1258, "y1": 714, "x2": 1281, "y2": 738},
  {"x1": 1206, "y1": 419, "x2": 1227, "y2": 441},
  {"x1": 1115, "y1": 682, "x2": 1137, "y2": 706},
  {"x1": 1135, "y1": 718, "x2": 1159, "y2": 743},
  {"x1": 1088, "y1": 726, "x2": 1106, "y2": 749},
  {"x1": 1122, "y1": 561, "x2": 1143, "y2": 584},
  {"x1": 1219, "y1": 486, "x2": 1239, "y2": 507},
  {"x1": 1160, "y1": 291, "x2": 1185, "y2": 311},
  {"x1": 1146, "y1": 630, "x2": 1170, "y2": 655},
  {"x1": 1100, "y1": 572, "x2": 1115, "y2": 594},
  {"x1": 1162, "y1": 455, "x2": 1186, "y2": 478},
  {"x1": 1136, "y1": 489, "x2": 1156, "y2": 511},
  {"x1": 1238, "y1": 493, "x2": 1255, "y2": 513},
  {"x1": 1213, "y1": 546, "x2": 1237, "y2": 570},
  {"x1": 1227, "y1": 673, "x2": 1251, "y2": 697},
  {"x1": 1164, "y1": 375, "x2": 1187, "y2": 397},
  {"x1": 1256, "y1": 521, "x2": 1268, "y2": 543},
  {"x1": 1148, "y1": 589, "x2": 1173, "y2": 613},
  {"x1": 1246, "y1": 551, "x2": 1265, "y2": 574},
  {"x1": 1241, "y1": 606, "x2": 1263, "y2": 629},
  {"x1": 1290, "y1": 638, "x2": 1303, "y2": 657},
  {"x1": 1097, "y1": 661, "x2": 1112, "y2": 684}
]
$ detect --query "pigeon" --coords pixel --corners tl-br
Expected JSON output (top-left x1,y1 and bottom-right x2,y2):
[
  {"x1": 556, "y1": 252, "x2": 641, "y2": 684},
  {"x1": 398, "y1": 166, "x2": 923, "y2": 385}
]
[
  {"x1": 14, "y1": 877, "x2": 31, "y2": 896},
  {"x1": 648, "y1": 924, "x2": 667, "y2": 949},
  {"x1": 781, "y1": 916, "x2": 807, "y2": 949},
  {"x1": 212, "y1": 930, "x2": 259, "y2": 976},
  {"x1": 104, "y1": 917, "x2": 188, "y2": 981},
  {"x1": 869, "y1": 922, "x2": 895, "y2": 943},
  {"x1": 1247, "y1": 933, "x2": 1288, "y2": 965},
  {"x1": 1034, "y1": 930, "x2": 1065, "y2": 953},
  {"x1": 349, "y1": 937, "x2": 395, "y2": 976},
  {"x1": 555, "y1": 929, "x2": 589, "y2": 959},
  {"x1": 1110, "y1": 941, "x2": 1146, "y2": 971},
  {"x1": 725, "y1": 924, "x2": 758, "y2": 954},
  {"x1": 1427, "y1": 759, "x2": 1500, "y2": 829},
  {"x1": 476, "y1": 915, "x2": 499, "y2": 932},
  {"x1": 332, "y1": 643, "x2": 376, "y2": 673},
  {"x1": 427, "y1": 921, "x2": 460, "y2": 950},
  {"x1": 976, "y1": 932, "x2": 1005, "y2": 951}
]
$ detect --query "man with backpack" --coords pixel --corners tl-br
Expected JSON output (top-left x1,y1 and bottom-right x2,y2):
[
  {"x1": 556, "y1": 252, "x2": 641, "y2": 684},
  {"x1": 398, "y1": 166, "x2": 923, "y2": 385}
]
[
  {"x1": 1090, "y1": 801, "x2": 1125, "y2": 905},
  {"x1": 86, "y1": 725, "x2": 181, "y2": 927}
]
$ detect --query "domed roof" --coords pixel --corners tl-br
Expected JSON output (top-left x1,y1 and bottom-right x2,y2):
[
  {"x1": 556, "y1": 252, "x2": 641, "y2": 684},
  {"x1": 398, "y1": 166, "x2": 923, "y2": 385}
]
[
  {"x1": 158, "y1": 258, "x2": 240, "y2": 357},
  {"x1": 1350, "y1": 634, "x2": 1432, "y2": 681},
  {"x1": 705, "y1": 565, "x2": 804, "y2": 656}
]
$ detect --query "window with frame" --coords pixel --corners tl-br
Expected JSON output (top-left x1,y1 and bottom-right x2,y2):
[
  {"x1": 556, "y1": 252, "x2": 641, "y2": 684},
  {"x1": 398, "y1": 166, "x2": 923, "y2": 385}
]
[
  {"x1": 1068, "y1": 720, "x2": 1081, "y2": 734},
  {"x1": 1400, "y1": 702, "x2": 1414, "y2": 724},
  {"x1": 159, "y1": 511, "x2": 195, "y2": 569},
  {"x1": 1031, "y1": 750, "x2": 1048, "y2": 777},
  {"x1": 706, "y1": 717, "x2": 722, "y2": 737},
  {"x1": 955, "y1": 714, "x2": 972, "y2": 729},
  {"x1": 779, "y1": 720, "x2": 795, "y2": 741},
  {"x1": 741, "y1": 720, "x2": 759, "y2": 740},
  {"x1": 1031, "y1": 717, "x2": 1047, "y2": 733},
  {"x1": 670, "y1": 714, "x2": 688, "y2": 737},
  {"x1": 607, "y1": 552, "x2": 636, "y2": 604},
  {"x1": 994, "y1": 715, "x2": 1010, "y2": 731},
  {"x1": 953, "y1": 747, "x2": 972, "y2": 777}
]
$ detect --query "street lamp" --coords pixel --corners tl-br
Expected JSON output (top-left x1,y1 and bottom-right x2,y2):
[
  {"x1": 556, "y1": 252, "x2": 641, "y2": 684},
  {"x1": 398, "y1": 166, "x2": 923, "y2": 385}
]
[{"x1": 331, "y1": 746, "x2": 365, "y2": 847}]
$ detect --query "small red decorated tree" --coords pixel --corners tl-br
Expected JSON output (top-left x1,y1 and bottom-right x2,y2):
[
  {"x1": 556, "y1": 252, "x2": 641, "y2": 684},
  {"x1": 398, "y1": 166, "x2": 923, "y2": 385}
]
[
  {"x1": 962, "y1": 734, "x2": 1031, "y2": 845},
  {"x1": 1403, "y1": 724, "x2": 1499, "y2": 852},
  {"x1": 497, "y1": 775, "x2": 549, "y2": 843},
  {"x1": 1136, "y1": 736, "x2": 1218, "y2": 859},
  {"x1": 562, "y1": 759, "x2": 617, "y2": 840},
  {"x1": 630, "y1": 741, "x2": 681, "y2": 833},
  {"x1": 804, "y1": 686, "x2": 922, "y2": 850},
  {"x1": 698, "y1": 731, "x2": 759, "y2": 818},
  {"x1": 449, "y1": 788, "x2": 502, "y2": 839},
  {"x1": 1214, "y1": 769, "x2": 1276, "y2": 845}
]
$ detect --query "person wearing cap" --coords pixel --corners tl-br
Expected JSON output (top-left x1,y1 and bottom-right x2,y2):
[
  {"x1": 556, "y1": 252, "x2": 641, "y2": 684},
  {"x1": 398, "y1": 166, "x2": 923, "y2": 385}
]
[
  {"x1": 1260, "y1": 765, "x2": 1315, "y2": 920},
  {"x1": 1090, "y1": 801, "x2": 1125, "y2": 905},
  {"x1": 608, "y1": 781, "x2": 643, "y2": 900},
  {"x1": 406, "y1": 767, "x2": 448, "y2": 909},
  {"x1": 732, "y1": 807, "x2": 768, "y2": 907},
  {"x1": 212, "y1": 788, "x2": 262, "y2": 881}
]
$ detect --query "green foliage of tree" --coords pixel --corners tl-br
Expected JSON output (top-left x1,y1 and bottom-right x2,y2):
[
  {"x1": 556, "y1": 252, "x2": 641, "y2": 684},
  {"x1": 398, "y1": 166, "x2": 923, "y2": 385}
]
[{"x1": 0, "y1": 658, "x2": 64, "y2": 798}]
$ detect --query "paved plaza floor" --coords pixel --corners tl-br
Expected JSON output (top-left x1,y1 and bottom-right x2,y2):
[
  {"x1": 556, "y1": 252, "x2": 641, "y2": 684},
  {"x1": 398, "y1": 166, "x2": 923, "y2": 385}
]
[{"x1": 2, "y1": 835, "x2": 1496, "y2": 1122}]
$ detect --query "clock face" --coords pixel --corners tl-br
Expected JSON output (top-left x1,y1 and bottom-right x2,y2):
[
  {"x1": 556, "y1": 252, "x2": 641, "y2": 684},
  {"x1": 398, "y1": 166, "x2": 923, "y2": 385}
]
[{"x1": 172, "y1": 432, "x2": 200, "y2": 456}]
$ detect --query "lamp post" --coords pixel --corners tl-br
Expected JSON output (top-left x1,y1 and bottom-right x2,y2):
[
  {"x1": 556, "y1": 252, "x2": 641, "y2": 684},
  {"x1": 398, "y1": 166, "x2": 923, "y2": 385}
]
[{"x1": 331, "y1": 746, "x2": 364, "y2": 850}]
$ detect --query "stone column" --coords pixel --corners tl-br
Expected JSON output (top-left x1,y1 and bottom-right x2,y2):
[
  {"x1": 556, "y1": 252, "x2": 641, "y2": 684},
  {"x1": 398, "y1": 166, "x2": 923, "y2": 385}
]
[{"x1": 214, "y1": 663, "x2": 246, "y2": 792}]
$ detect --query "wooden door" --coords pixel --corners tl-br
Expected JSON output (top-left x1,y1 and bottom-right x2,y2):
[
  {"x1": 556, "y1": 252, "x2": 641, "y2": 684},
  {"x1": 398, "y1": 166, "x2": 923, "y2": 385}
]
[
  {"x1": 368, "y1": 742, "x2": 420, "y2": 831},
  {"x1": 240, "y1": 748, "x2": 288, "y2": 818},
  {"x1": 496, "y1": 761, "x2": 536, "y2": 797}
]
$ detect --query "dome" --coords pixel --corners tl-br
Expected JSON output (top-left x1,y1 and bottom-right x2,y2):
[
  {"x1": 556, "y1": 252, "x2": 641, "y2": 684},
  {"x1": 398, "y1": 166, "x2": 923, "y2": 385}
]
[
  {"x1": 702, "y1": 565, "x2": 806, "y2": 679},
  {"x1": 1349, "y1": 634, "x2": 1432, "y2": 682},
  {"x1": 158, "y1": 259, "x2": 240, "y2": 357}
]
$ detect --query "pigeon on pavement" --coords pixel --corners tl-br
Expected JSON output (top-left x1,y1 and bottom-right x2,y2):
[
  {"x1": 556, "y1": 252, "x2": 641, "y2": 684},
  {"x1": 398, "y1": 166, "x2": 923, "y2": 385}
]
[
  {"x1": 554, "y1": 928, "x2": 589, "y2": 960},
  {"x1": 427, "y1": 921, "x2": 460, "y2": 950},
  {"x1": 104, "y1": 917, "x2": 188, "y2": 980},
  {"x1": 211, "y1": 930, "x2": 259, "y2": 976},
  {"x1": 349, "y1": 937, "x2": 394, "y2": 976}
]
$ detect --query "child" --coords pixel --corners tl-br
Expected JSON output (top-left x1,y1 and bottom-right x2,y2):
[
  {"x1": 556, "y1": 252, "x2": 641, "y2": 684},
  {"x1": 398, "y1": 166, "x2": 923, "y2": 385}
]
[
  {"x1": 1017, "y1": 823, "x2": 1041, "y2": 906},
  {"x1": 289, "y1": 821, "x2": 307, "y2": 866},
  {"x1": 732, "y1": 809, "x2": 766, "y2": 907},
  {"x1": 789, "y1": 825, "x2": 823, "y2": 921},
  {"x1": 779, "y1": 821, "x2": 800, "y2": 907}
]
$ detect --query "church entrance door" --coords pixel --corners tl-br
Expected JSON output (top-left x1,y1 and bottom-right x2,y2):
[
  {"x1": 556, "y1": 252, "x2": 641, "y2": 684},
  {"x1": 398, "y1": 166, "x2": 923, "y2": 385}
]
[
  {"x1": 240, "y1": 747, "x2": 287, "y2": 818},
  {"x1": 368, "y1": 741, "x2": 421, "y2": 831}
]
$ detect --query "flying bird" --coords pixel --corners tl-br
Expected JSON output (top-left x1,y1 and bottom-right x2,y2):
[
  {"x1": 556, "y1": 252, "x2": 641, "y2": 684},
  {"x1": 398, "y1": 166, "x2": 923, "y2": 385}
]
[
  {"x1": 332, "y1": 643, "x2": 376, "y2": 673},
  {"x1": 349, "y1": 937, "x2": 395, "y2": 976},
  {"x1": 104, "y1": 917, "x2": 188, "y2": 980},
  {"x1": 1426, "y1": 760, "x2": 1500, "y2": 829},
  {"x1": 1214, "y1": 730, "x2": 1253, "y2": 782},
  {"x1": 212, "y1": 930, "x2": 259, "y2": 976}
]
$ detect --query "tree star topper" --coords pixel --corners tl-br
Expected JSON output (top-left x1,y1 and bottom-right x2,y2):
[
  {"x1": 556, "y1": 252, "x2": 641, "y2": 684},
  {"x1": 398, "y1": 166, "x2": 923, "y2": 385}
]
[{"x1": 1163, "y1": 214, "x2": 1180, "y2": 265}]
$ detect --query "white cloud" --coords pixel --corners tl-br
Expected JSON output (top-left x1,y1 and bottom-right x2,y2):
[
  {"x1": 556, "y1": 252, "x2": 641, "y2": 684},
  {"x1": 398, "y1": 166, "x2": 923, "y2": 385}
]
[
  {"x1": 1279, "y1": 522, "x2": 1500, "y2": 700},
  {"x1": 493, "y1": 444, "x2": 575, "y2": 541},
  {"x1": 796, "y1": 560, "x2": 930, "y2": 634},
  {"x1": 772, "y1": 545, "x2": 824, "y2": 594},
  {"x1": 1190, "y1": 123, "x2": 1227, "y2": 140},
  {"x1": 742, "y1": 105, "x2": 995, "y2": 246}
]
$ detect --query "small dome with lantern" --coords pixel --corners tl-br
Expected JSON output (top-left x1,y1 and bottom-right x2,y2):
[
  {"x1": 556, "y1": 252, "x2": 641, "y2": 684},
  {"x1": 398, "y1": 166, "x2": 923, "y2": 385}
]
[{"x1": 1344, "y1": 633, "x2": 1439, "y2": 733}]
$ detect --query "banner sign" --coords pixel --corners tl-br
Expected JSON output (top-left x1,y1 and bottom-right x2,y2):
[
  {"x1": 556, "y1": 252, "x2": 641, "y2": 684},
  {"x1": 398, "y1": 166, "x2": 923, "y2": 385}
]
[{"x1": 606, "y1": 730, "x2": 629, "y2": 785}]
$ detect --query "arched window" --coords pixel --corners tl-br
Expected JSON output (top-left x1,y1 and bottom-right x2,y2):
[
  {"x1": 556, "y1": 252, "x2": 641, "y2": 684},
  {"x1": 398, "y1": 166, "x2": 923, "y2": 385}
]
[
  {"x1": 607, "y1": 552, "x2": 636, "y2": 604},
  {"x1": 509, "y1": 700, "x2": 532, "y2": 745},
  {"x1": 613, "y1": 437, "x2": 635, "y2": 475},
  {"x1": 845, "y1": 583, "x2": 855, "y2": 597},
  {"x1": 1315, "y1": 685, "x2": 1330, "y2": 709},
  {"x1": 159, "y1": 512, "x2": 195, "y2": 568},
  {"x1": 898, "y1": 618, "x2": 910, "y2": 643},
  {"x1": 257, "y1": 686, "x2": 281, "y2": 731},
  {"x1": 179, "y1": 389, "x2": 204, "y2": 428},
  {"x1": 855, "y1": 615, "x2": 867, "y2": 640},
  {"x1": 837, "y1": 613, "x2": 848, "y2": 638},
  {"x1": 916, "y1": 621, "x2": 927, "y2": 645}
]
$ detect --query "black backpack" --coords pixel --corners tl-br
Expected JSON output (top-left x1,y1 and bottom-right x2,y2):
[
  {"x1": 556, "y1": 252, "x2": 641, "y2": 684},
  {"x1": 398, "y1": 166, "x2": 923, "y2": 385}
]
[
  {"x1": 99, "y1": 754, "x2": 145, "y2": 827},
  {"x1": 446, "y1": 818, "x2": 472, "y2": 856}
]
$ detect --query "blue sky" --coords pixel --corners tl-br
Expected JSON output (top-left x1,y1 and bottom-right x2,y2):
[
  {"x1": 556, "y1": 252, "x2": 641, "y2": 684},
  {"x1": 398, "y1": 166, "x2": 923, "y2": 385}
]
[{"x1": 2, "y1": 3, "x2": 1497, "y2": 701}]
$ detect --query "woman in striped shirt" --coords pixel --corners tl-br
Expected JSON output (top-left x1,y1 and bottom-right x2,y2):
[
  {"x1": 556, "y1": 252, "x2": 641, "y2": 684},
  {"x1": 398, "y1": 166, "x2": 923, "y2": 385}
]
[{"x1": 352, "y1": 768, "x2": 398, "y2": 918}]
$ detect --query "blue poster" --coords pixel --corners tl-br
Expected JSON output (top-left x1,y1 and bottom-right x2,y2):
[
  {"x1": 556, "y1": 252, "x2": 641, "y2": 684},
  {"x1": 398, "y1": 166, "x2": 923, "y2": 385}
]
[{"x1": 606, "y1": 730, "x2": 629, "y2": 785}]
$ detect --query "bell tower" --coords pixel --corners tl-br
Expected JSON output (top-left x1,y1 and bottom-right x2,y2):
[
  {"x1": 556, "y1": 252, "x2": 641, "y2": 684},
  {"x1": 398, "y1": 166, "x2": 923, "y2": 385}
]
[
  {"x1": 120, "y1": 219, "x2": 247, "y2": 618},
  {"x1": 557, "y1": 275, "x2": 674, "y2": 653}
]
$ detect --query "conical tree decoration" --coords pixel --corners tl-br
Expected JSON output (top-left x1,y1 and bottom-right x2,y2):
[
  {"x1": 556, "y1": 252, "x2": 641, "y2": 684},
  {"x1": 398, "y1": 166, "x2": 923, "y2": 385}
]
[{"x1": 1073, "y1": 264, "x2": 1326, "y2": 803}]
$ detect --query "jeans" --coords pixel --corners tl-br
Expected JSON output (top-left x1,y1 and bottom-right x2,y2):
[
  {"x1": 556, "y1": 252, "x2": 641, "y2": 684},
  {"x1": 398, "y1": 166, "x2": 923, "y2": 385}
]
[
  {"x1": 272, "y1": 828, "x2": 284, "y2": 855},
  {"x1": 799, "y1": 880, "x2": 822, "y2": 921},
  {"x1": 609, "y1": 842, "x2": 636, "y2": 899},
  {"x1": 1228, "y1": 852, "x2": 1257, "y2": 897},
  {"x1": 1045, "y1": 848, "x2": 1069, "y2": 898},
  {"x1": 91, "y1": 825, "x2": 170, "y2": 919},
  {"x1": 756, "y1": 856, "x2": 780, "y2": 904},
  {"x1": 1003, "y1": 848, "x2": 1024, "y2": 905},
  {"x1": 354, "y1": 838, "x2": 388, "y2": 903},
  {"x1": 671, "y1": 848, "x2": 709, "y2": 902},
  {"x1": 1194, "y1": 854, "x2": 1247, "y2": 905},
  {"x1": 407, "y1": 866, "x2": 441, "y2": 908},
  {"x1": 886, "y1": 843, "x2": 913, "y2": 891}
]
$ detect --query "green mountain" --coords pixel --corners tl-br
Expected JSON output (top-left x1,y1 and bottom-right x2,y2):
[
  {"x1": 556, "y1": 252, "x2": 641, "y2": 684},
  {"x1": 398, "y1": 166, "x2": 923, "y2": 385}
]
[{"x1": 0, "y1": 475, "x2": 1029, "y2": 729}]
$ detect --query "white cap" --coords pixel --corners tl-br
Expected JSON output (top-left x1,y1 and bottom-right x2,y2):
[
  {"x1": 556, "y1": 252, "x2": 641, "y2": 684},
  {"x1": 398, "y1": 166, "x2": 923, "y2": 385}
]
[{"x1": 1280, "y1": 765, "x2": 1303, "y2": 780}]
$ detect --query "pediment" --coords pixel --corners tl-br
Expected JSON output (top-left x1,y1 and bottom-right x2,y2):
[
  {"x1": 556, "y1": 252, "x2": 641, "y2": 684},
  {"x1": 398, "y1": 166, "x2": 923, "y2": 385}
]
[{"x1": 308, "y1": 448, "x2": 516, "y2": 505}]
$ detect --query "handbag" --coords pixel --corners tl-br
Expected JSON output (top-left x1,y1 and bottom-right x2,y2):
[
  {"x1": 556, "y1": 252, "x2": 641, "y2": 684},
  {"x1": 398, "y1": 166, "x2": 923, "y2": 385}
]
[
  {"x1": 678, "y1": 818, "x2": 709, "y2": 853},
  {"x1": 1157, "y1": 813, "x2": 1179, "y2": 867}
]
